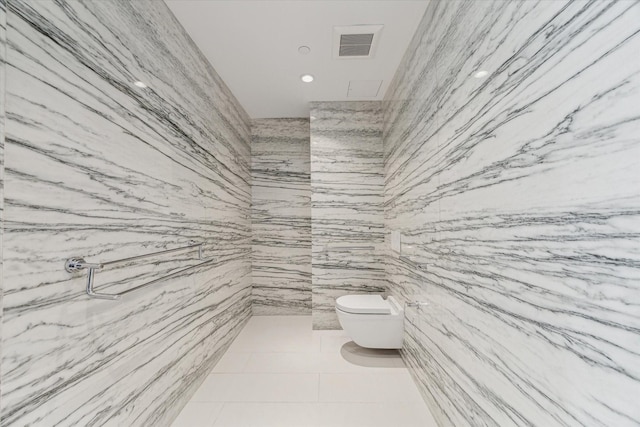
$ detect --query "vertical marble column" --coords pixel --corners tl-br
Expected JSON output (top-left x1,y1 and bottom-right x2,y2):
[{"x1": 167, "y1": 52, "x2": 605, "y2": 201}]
[
  {"x1": 384, "y1": 0, "x2": 640, "y2": 426},
  {"x1": 310, "y1": 101, "x2": 385, "y2": 329},
  {"x1": 251, "y1": 118, "x2": 311, "y2": 315},
  {"x1": 2, "y1": 1, "x2": 251, "y2": 426},
  {"x1": 0, "y1": 0, "x2": 5, "y2": 410}
]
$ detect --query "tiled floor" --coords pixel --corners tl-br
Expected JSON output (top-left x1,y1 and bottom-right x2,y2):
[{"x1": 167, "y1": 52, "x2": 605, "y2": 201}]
[{"x1": 171, "y1": 316, "x2": 437, "y2": 427}]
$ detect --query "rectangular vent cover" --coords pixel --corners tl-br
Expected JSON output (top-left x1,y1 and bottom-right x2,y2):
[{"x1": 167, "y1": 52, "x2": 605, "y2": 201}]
[
  {"x1": 333, "y1": 25, "x2": 383, "y2": 59},
  {"x1": 339, "y1": 34, "x2": 374, "y2": 57}
]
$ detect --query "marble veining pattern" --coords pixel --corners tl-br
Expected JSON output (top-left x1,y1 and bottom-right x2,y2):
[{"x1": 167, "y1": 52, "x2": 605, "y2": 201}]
[
  {"x1": 251, "y1": 118, "x2": 311, "y2": 315},
  {"x1": 384, "y1": 0, "x2": 640, "y2": 426},
  {"x1": 310, "y1": 102, "x2": 385, "y2": 329},
  {"x1": 2, "y1": 1, "x2": 251, "y2": 425},
  {"x1": 0, "y1": 0, "x2": 5, "y2": 412}
]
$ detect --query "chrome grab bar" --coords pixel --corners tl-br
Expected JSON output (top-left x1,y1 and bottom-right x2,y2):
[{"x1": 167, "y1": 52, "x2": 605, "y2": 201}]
[{"x1": 65, "y1": 243, "x2": 208, "y2": 300}]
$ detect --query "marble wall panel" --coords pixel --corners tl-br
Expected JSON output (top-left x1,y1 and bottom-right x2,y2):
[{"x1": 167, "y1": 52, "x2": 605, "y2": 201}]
[
  {"x1": 384, "y1": 1, "x2": 640, "y2": 426},
  {"x1": 310, "y1": 101, "x2": 385, "y2": 329},
  {"x1": 1, "y1": 1, "x2": 251, "y2": 425},
  {"x1": 0, "y1": 0, "x2": 5, "y2": 410},
  {"x1": 251, "y1": 118, "x2": 311, "y2": 315}
]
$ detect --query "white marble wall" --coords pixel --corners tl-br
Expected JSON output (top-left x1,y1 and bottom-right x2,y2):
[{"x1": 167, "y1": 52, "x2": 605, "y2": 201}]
[
  {"x1": 310, "y1": 102, "x2": 385, "y2": 329},
  {"x1": 0, "y1": 0, "x2": 5, "y2": 412},
  {"x1": 384, "y1": 0, "x2": 640, "y2": 426},
  {"x1": 2, "y1": 1, "x2": 251, "y2": 426},
  {"x1": 251, "y1": 119, "x2": 311, "y2": 315}
]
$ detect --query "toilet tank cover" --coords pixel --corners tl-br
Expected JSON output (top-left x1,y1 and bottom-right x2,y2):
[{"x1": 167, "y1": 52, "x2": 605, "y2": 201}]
[{"x1": 336, "y1": 295, "x2": 391, "y2": 314}]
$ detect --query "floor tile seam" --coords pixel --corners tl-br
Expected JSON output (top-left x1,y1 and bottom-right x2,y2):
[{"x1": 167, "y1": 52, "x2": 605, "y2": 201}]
[
  {"x1": 226, "y1": 351, "x2": 322, "y2": 354},
  {"x1": 210, "y1": 367, "x2": 412, "y2": 375},
  {"x1": 206, "y1": 372, "x2": 412, "y2": 380},
  {"x1": 205, "y1": 372, "x2": 321, "y2": 377},
  {"x1": 239, "y1": 369, "x2": 407, "y2": 374},
  {"x1": 193, "y1": 398, "x2": 323, "y2": 403},
  {"x1": 317, "y1": 399, "x2": 425, "y2": 403},
  {"x1": 318, "y1": 372, "x2": 415, "y2": 377},
  {"x1": 211, "y1": 402, "x2": 425, "y2": 407},
  {"x1": 243, "y1": 350, "x2": 324, "y2": 354}
]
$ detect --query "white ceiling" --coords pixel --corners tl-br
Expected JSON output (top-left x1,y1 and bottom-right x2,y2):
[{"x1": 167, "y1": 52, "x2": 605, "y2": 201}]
[{"x1": 165, "y1": 0, "x2": 429, "y2": 118}]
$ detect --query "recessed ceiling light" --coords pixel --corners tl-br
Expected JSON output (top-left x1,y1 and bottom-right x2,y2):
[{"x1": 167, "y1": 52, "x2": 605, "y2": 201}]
[
  {"x1": 301, "y1": 74, "x2": 314, "y2": 83},
  {"x1": 473, "y1": 70, "x2": 488, "y2": 79},
  {"x1": 134, "y1": 81, "x2": 148, "y2": 88},
  {"x1": 298, "y1": 46, "x2": 311, "y2": 55}
]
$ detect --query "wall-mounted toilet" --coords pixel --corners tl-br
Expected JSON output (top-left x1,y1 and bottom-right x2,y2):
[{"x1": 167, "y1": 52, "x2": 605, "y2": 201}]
[{"x1": 335, "y1": 295, "x2": 404, "y2": 349}]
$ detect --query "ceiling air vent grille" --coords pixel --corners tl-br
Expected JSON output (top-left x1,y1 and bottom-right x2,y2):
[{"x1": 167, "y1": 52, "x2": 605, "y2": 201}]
[
  {"x1": 339, "y1": 34, "x2": 374, "y2": 57},
  {"x1": 333, "y1": 25, "x2": 383, "y2": 59}
]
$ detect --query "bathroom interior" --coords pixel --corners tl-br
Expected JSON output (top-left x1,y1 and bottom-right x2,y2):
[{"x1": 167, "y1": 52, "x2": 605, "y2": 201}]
[{"x1": 0, "y1": 0, "x2": 639, "y2": 426}]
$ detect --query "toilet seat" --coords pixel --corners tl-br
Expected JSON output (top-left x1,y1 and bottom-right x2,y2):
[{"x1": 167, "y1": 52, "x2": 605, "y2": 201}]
[
  {"x1": 335, "y1": 295, "x2": 404, "y2": 349},
  {"x1": 335, "y1": 295, "x2": 392, "y2": 314}
]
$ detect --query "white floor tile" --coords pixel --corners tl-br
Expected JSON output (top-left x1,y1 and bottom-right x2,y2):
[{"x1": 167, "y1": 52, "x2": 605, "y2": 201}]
[
  {"x1": 192, "y1": 373, "x2": 319, "y2": 402},
  {"x1": 319, "y1": 335, "x2": 353, "y2": 353},
  {"x1": 211, "y1": 402, "x2": 438, "y2": 427},
  {"x1": 173, "y1": 316, "x2": 437, "y2": 427},
  {"x1": 317, "y1": 402, "x2": 439, "y2": 427},
  {"x1": 226, "y1": 316, "x2": 321, "y2": 353},
  {"x1": 213, "y1": 403, "x2": 321, "y2": 427},
  {"x1": 171, "y1": 402, "x2": 223, "y2": 427},
  {"x1": 243, "y1": 350, "x2": 404, "y2": 374},
  {"x1": 312, "y1": 328, "x2": 349, "y2": 337},
  {"x1": 319, "y1": 372, "x2": 424, "y2": 403},
  {"x1": 212, "y1": 352, "x2": 251, "y2": 373},
  {"x1": 243, "y1": 352, "x2": 321, "y2": 373},
  {"x1": 331, "y1": 341, "x2": 406, "y2": 369}
]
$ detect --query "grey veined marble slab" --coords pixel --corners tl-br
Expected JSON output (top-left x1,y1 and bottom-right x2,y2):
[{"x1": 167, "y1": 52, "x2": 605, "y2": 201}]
[
  {"x1": 384, "y1": 0, "x2": 640, "y2": 426},
  {"x1": 0, "y1": 0, "x2": 6, "y2": 389},
  {"x1": 311, "y1": 101, "x2": 386, "y2": 329},
  {"x1": 251, "y1": 118, "x2": 311, "y2": 315},
  {"x1": 2, "y1": 1, "x2": 251, "y2": 426}
]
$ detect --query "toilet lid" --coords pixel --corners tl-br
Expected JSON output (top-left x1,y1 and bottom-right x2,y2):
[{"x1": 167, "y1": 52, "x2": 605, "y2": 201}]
[{"x1": 336, "y1": 295, "x2": 391, "y2": 314}]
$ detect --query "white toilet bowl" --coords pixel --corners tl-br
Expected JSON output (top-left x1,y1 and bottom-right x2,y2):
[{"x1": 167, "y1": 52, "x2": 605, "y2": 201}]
[{"x1": 335, "y1": 295, "x2": 404, "y2": 349}]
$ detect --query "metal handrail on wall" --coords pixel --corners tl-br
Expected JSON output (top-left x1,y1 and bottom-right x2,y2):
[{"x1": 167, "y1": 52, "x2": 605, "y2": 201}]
[{"x1": 65, "y1": 243, "x2": 210, "y2": 300}]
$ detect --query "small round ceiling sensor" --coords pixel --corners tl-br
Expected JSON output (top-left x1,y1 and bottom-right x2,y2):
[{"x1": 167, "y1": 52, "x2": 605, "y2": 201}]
[{"x1": 298, "y1": 46, "x2": 311, "y2": 55}]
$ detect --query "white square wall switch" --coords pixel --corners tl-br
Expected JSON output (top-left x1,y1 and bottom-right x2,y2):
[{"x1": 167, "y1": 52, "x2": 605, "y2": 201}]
[{"x1": 391, "y1": 231, "x2": 401, "y2": 254}]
